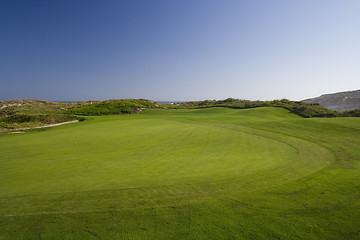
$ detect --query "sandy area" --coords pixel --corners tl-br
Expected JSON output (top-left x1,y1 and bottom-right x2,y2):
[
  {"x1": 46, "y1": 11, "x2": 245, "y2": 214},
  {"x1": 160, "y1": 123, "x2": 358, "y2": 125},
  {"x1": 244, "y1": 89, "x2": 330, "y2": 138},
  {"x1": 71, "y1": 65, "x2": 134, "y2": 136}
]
[{"x1": 3, "y1": 120, "x2": 79, "y2": 133}]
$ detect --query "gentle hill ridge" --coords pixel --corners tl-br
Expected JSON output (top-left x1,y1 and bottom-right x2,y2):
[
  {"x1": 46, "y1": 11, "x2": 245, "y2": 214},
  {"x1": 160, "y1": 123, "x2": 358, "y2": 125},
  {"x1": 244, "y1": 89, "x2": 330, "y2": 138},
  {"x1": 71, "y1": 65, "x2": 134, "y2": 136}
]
[{"x1": 2, "y1": 97, "x2": 360, "y2": 131}]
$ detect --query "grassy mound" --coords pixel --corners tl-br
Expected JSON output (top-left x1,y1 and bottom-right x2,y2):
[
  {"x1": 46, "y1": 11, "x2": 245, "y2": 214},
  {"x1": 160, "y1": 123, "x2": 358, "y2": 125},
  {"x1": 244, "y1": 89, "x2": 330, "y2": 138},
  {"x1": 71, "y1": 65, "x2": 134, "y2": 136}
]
[
  {"x1": 67, "y1": 99, "x2": 159, "y2": 116},
  {"x1": 169, "y1": 98, "x2": 341, "y2": 117},
  {"x1": 0, "y1": 100, "x2": 82, "y2": 130},
  {"x1": 0, "y1": 99, "x2": 157, "y2": 130}
]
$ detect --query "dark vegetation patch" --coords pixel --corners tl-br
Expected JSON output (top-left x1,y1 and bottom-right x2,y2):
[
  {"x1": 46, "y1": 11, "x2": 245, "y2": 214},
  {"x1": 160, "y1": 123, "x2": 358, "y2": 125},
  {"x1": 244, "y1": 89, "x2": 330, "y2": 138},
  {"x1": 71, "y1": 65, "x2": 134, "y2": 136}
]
[{"x1": 340, "y1": 109, "x2": 360, "y2": 117}]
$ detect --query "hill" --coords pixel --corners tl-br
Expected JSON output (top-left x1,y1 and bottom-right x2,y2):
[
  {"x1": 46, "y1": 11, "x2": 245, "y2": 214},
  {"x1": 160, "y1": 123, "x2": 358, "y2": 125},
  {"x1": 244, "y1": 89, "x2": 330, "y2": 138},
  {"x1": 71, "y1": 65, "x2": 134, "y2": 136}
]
[
  {"x1": 0, "y1": 99, "x2": 82, "y2": 130},
  {"x1": 304, "y1": 89, "x2": 360, "y2": 111},
  {"x1": 169, "y1": 98, "x2": 339, "y2": 118},
  {"x1": 67, "y1": 99, "x2": 159, "y2": 116},
  {"x1": 0, "y1": 99, "x2": 159, "y2": 131}
]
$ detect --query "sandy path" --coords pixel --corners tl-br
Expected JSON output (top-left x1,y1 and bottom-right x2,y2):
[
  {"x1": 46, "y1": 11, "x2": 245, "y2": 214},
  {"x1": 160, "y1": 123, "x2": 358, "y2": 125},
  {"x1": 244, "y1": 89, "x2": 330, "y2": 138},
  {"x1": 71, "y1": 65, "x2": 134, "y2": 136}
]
[{"x1": 3, "y1": 120, "x2": 79, "y2": 133}]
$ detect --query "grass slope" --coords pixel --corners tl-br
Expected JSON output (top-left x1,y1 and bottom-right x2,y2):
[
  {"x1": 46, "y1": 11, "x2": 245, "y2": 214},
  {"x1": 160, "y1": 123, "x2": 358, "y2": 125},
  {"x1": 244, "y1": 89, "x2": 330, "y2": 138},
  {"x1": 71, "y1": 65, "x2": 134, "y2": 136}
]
[{"x1": 0, "y1": 107, "x2": 359, "y2": 239}]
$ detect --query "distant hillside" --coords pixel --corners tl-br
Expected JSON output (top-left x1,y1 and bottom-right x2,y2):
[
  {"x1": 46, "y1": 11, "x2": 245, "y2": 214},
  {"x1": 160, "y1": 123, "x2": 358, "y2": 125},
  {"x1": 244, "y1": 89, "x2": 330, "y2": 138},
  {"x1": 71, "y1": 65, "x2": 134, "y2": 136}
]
[{"x1": 304, "y1": 89, "x2": 360, "y2": 111}]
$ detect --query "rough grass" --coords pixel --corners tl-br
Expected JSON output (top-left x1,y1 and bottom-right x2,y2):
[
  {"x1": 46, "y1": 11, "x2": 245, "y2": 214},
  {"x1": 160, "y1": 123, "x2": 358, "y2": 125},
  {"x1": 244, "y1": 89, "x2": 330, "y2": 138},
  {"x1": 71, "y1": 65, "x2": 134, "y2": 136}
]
[
  {"x1": 0, "y1": 107, "x2": 359, "y2": 239},
  {"x1": 0, "y1": 100, "x2": 82, "y2": 130}
]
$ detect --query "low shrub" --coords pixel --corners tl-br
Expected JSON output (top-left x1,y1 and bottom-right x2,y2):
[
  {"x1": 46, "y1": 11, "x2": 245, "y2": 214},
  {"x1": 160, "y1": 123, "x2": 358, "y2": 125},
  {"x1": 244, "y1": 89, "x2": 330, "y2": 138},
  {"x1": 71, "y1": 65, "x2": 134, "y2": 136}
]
[{"x1": 68, "y1": 99, "x2": 158, "y2": 116}]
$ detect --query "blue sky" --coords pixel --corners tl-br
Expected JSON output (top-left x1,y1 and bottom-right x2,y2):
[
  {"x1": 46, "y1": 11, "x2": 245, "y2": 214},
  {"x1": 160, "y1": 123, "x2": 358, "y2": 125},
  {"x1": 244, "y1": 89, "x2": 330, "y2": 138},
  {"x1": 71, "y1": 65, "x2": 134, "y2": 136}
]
[{"x1": 1, "y1": 0, "x2": 359, "y2": 101}]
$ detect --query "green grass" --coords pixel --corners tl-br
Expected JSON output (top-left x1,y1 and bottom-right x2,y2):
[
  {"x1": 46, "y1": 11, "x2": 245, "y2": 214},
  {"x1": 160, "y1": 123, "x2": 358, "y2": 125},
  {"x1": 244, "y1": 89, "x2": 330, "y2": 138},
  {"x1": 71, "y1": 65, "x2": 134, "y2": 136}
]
[{"x1": 0, "y1": 107, "x2": 359, "y2": 239}]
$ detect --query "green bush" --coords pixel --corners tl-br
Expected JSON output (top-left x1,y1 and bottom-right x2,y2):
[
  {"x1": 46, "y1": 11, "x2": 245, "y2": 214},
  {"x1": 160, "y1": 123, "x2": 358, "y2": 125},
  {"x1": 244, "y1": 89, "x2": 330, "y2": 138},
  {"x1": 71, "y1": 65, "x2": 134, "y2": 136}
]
[
  {"x1": 3, "y1": 114, "x2": 33, "y2": 123},
  {"x1": 68, "y1": 99, "x2": 158, "y2": 116},
  {"x1": 341, "y1": 109, "x2": 360, "y2": 117}
]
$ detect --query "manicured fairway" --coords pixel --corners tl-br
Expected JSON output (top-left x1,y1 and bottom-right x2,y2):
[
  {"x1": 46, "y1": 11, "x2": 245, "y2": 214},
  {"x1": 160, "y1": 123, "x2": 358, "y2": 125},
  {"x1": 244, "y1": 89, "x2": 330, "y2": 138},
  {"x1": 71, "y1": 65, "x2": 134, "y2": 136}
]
[{"x1": 1, "y1": 107, "x2": 359, "y2": 239}]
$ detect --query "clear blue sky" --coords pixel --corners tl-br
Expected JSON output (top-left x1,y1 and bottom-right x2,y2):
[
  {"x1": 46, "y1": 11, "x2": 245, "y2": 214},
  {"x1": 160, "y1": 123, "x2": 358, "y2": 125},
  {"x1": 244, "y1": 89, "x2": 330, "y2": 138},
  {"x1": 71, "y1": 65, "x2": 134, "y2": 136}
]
[{"x1": 1, "y1": 0, "x2": 359, "y2": 101}]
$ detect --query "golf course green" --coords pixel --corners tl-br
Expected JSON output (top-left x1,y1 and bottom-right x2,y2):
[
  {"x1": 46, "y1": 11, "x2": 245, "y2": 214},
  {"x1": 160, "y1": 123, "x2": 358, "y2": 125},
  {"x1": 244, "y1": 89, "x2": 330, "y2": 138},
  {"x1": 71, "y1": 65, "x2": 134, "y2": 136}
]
[{"x1": 1, "y1": 107, "x2": 359, "y2": 239}]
